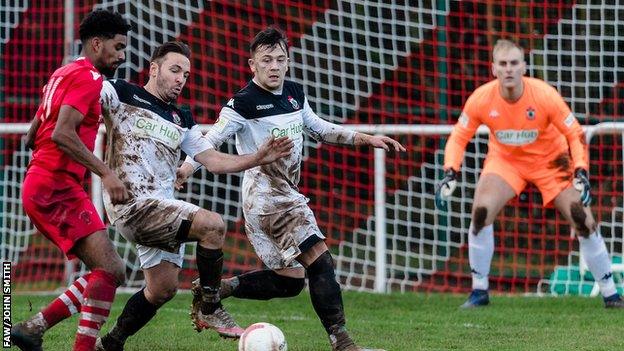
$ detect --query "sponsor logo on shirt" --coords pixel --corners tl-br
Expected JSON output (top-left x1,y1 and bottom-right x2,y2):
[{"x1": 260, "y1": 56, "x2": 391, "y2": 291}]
[
  {"x1": 172, "y1": 111, "x2": 181, "y2": 125},
  {"x1": 212, "y1": 116, "x2": 229, "y2": 132},
  {"x1": 526, "y1": 106, "x2": 536, "y2": 120},
  {"x1": 288, "y1": 96, "x2": 299, "y2": 110},
  {"x1": 256, "y1": 103, "x2": 274, "y2": 110},
  {"x1": 133, "y1": 94, "x2": 152, "y2": 105},
  {"x1": 271, "y1": 121, "x2": 303, "y2": 138},
  {"x1": 563, "y1": 112, "x2": 575, "y2": 128},
  {"x1": 133, "y1": 117, "x2": 182, "y2": 149},
  {"x1": 495, "y1": 129, "x2": 539, "y2": 145},
  {"x1": 458, "y1": 112, "x2": 469, "y2": 127}
]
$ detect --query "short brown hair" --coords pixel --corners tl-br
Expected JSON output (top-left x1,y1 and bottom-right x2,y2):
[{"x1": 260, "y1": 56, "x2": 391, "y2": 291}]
[
  {"x1": 150, "y1": 41, "x2": 191, "y2": 64},
  {"x1": 249, "y1": 27, "x2": 288, "y2": 56}
]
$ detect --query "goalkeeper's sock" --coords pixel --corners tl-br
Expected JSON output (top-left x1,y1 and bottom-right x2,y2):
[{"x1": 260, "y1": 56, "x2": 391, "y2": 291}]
[
  {"x1": 306, "y1": 251, "x2": 346, "y2": 334},
  {"x1": 102, "y1": 288, "x2": 158, "y2": 348},
  {"x1": 196, "y1": 245, "x2": 224, "y2": 314},
  {"x1": 228, "y1": 269, "x2": 305, "y2": 300},
  {"x1": 578, "y1": 231, "x2": 617, "y2": 297},
  {"x1": 468, "y1": 224, "x2": 494, "y2": 291}
]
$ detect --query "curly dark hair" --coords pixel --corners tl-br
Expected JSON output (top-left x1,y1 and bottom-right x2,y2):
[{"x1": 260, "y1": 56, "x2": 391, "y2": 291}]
[
  {"x1": 79, "y1": 9, "x2": 131, "y2": 42},
  {"x1": 249, "y1": 26, "x2": 288, "y2": 56},
  {"x1": 150, "y1": 41, "x2": 191, "y2": 64}
]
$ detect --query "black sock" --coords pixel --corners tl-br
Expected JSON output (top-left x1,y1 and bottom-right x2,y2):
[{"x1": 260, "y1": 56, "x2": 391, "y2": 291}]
[
  {"x1": 103, "y1": 289, "x2": 158, "y2": 347},
  {"x1": 306, "y1": 251, "x2": 346, "y2": 333},
  {"x1": 196, "y1": 245, "x2": 223, "y2": 314},
  {"x1": 231, "y1": 269, "x2": 305, "y2": 300}
]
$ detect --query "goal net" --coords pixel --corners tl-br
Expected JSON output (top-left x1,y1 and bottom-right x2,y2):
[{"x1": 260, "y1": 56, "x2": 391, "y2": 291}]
[{"x1": 1, "y1": 1, "x2": 622, "y2": 295}]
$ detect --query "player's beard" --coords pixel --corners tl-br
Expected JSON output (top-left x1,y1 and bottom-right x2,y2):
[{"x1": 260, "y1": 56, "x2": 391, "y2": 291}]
[
  {"x1": 156, "y1": 76, "x2": 182, "y2": 103},
  {"x1": 167, "y1": 86, "x2": 182, "y2": 101},
  {"x1": 100, "y1": 66, "x2": 117, "y2": 78},
  {"x1": 99, "y1": 60, "x2": 122, "y2": 78}
]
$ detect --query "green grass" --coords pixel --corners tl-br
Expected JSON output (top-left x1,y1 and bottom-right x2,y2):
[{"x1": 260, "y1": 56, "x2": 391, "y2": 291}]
[{"x1": 8, "y1": 291, "x2": 624, "y2": 350}]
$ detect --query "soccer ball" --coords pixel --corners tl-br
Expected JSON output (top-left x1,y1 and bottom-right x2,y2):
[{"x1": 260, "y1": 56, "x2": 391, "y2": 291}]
[{"x1": 238, "y1": 322, "x2": 288, "y2": 351}]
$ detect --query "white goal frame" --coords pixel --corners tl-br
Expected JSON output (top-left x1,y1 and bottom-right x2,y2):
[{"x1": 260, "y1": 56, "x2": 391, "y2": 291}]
[{"x1": 1, "y1": 122, "x2": 623, "y2": 293}]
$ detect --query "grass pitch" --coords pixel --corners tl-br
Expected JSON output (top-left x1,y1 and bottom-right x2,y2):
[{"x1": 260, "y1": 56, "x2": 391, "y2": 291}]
[{"x1": 9, "y1": 290, "x2": 624, "y2": 350}]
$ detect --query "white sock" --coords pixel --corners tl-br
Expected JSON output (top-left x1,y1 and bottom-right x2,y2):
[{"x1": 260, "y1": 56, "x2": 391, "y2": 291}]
[
  {"x1": 578, "y1": 231, "x2": 617, "y2": 298},
  {"x1": 468, "y1": 224, "x2": 494, "y2": 291}
]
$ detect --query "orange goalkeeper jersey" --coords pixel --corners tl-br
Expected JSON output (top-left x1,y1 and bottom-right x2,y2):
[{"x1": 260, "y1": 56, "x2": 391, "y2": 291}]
[{"x1": 444, "y1": 77, "x2": 588, "y2": 172}]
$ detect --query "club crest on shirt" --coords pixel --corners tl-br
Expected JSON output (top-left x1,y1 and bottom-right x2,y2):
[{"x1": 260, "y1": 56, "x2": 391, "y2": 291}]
[
  {"x1": 287, "y1": 95, "x2": 299, "y2": 110},
  {"x1": 172, "y1": 110, "x2": 181, "y2": 125},
  {"x1": 526, "y1": 106, "x2": 536, "y2": 120}
]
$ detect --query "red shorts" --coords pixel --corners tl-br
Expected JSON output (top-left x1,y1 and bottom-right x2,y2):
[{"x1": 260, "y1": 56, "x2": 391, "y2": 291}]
[{"x1": 22, "y1": 172, "x2": 106, "y2": 259}]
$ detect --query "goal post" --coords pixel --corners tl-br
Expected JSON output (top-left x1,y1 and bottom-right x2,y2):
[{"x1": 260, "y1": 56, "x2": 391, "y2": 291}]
[
  {"x1": 2, "y1": 122, "x2": 622, "y2": 296},
  {"x1": 2, "y1": 1, "x2": 624, "y2": 295}
]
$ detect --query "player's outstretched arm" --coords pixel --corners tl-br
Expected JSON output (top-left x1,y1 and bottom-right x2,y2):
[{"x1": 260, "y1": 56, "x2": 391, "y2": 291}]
[
  {"x1": 193, "y1": 136, "x2": 293, "y2": 174},
  {"x1": 354, "y1": 133, "x2": 406, "y2": 152},
  {"x1": 52, "y1": 105, "x2": 129, "y2": 204}
]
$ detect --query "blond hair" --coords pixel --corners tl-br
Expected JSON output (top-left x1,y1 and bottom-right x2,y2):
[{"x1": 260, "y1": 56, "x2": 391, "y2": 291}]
[{"x1": 492, "y1": 39, "x2": 525, "y2": 62}]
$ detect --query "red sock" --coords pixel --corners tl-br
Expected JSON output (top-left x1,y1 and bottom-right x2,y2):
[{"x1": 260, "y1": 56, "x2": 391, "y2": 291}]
[
  {"x1": 73, "y1": 269, "x2": 117, "y2": 351},
  {"x1": 41, "y1": 272, "x2": 91, "y2": 328}
]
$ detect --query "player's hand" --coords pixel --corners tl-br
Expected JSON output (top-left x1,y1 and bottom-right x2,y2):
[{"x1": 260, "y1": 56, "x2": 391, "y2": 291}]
[
  {"x1": 256, "y1": 136, "x2": 294, "y2": 164},
  {"x1": 435, "y1": 169, "x2": 458, "y2": 211},
  {"x1": 102, "y1": 172, "x2": 130, "y2": 205},
  {"x1": 365, "y1": 135, "x2": 406, "y2": 152},
  {"x1": 355, "y1": 133, "x2": 406, "y2": 152},
  {"x1": 573, "y1": 168, "x2": 592, "y2": 207},
  {"x1": 175, "y1": 162, "x2": 194, "y2": 190}
]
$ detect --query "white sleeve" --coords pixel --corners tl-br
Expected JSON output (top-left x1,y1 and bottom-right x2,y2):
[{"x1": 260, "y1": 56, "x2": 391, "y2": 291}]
[
  {"x1": 302, "y1": 97, "x2": 355, "y2": 145},
  {"x1": 203, "y1": 108, "x2": 246, "y2": 148},
  {"x1": 100, "y1": 80, "x2": 120, "y2": 113},
  {"x1": 183, "y1": 154, "x2": 202, "y2": 171},
  {"x1": 182, "y1": 107, "x2": 245, "y2": 170},
  {"x1": 181, "y1": 125, "x2": 214, "y2": 160}
]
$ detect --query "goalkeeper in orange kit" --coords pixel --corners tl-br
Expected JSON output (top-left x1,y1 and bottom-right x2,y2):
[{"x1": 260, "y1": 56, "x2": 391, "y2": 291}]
[{"x1": 436, "y1": 39, "x2": 623, "y2": 308}]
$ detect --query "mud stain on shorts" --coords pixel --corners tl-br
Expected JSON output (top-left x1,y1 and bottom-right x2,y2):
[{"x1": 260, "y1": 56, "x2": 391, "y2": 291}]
[{"x1": 548, "y1": 152, "x2": 573, "y2": 182}]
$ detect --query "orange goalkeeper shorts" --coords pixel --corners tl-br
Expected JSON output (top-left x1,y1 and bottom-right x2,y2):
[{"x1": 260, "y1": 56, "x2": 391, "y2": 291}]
[{"x1": 481, "y1": 151, "x2": 574, "y2": 206}]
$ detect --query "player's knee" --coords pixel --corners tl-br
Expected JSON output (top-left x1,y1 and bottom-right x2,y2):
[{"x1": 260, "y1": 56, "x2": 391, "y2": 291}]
[
  {"x1": 147, "y1": 283, "x2": 178, "y2": 306},
  {"x1": 105, "y1": 258, "x2": 127, "y2": 287},
  {"x1": 159, "y1": 286, "x2": 178, "y2": 304},
  {"x1": 570, "y1": 202, "x2": 594, "y2": 237},
  {"x1": 211, "y1": 214, "x2": 226, "y2": 237},
  {"x1": 472, "y1": 206, "x2": 488, "y2": 234},
  {"x1": 193, "y1": 211, "x2": 226, "y2": 246}
]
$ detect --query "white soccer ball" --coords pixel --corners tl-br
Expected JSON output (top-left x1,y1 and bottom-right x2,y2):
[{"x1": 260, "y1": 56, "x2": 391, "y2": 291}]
[{"x1": 238, "y1": 322, "x2": 288, "y2": 351}]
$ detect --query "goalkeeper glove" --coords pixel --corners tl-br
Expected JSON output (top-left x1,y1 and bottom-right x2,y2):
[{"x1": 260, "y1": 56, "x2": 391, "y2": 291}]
[
  {"x1": 573, "y1": 168, "x2": 592, "y2": 207},
  {"x1": 435, "y1": 169, "x2": 458, "y2": 211}
]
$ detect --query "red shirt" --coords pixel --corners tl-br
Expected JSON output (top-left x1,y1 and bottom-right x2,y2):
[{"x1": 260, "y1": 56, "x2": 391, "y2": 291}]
[{"x1": 28, "y1": 57, "x2": 104, "y2": 182}]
